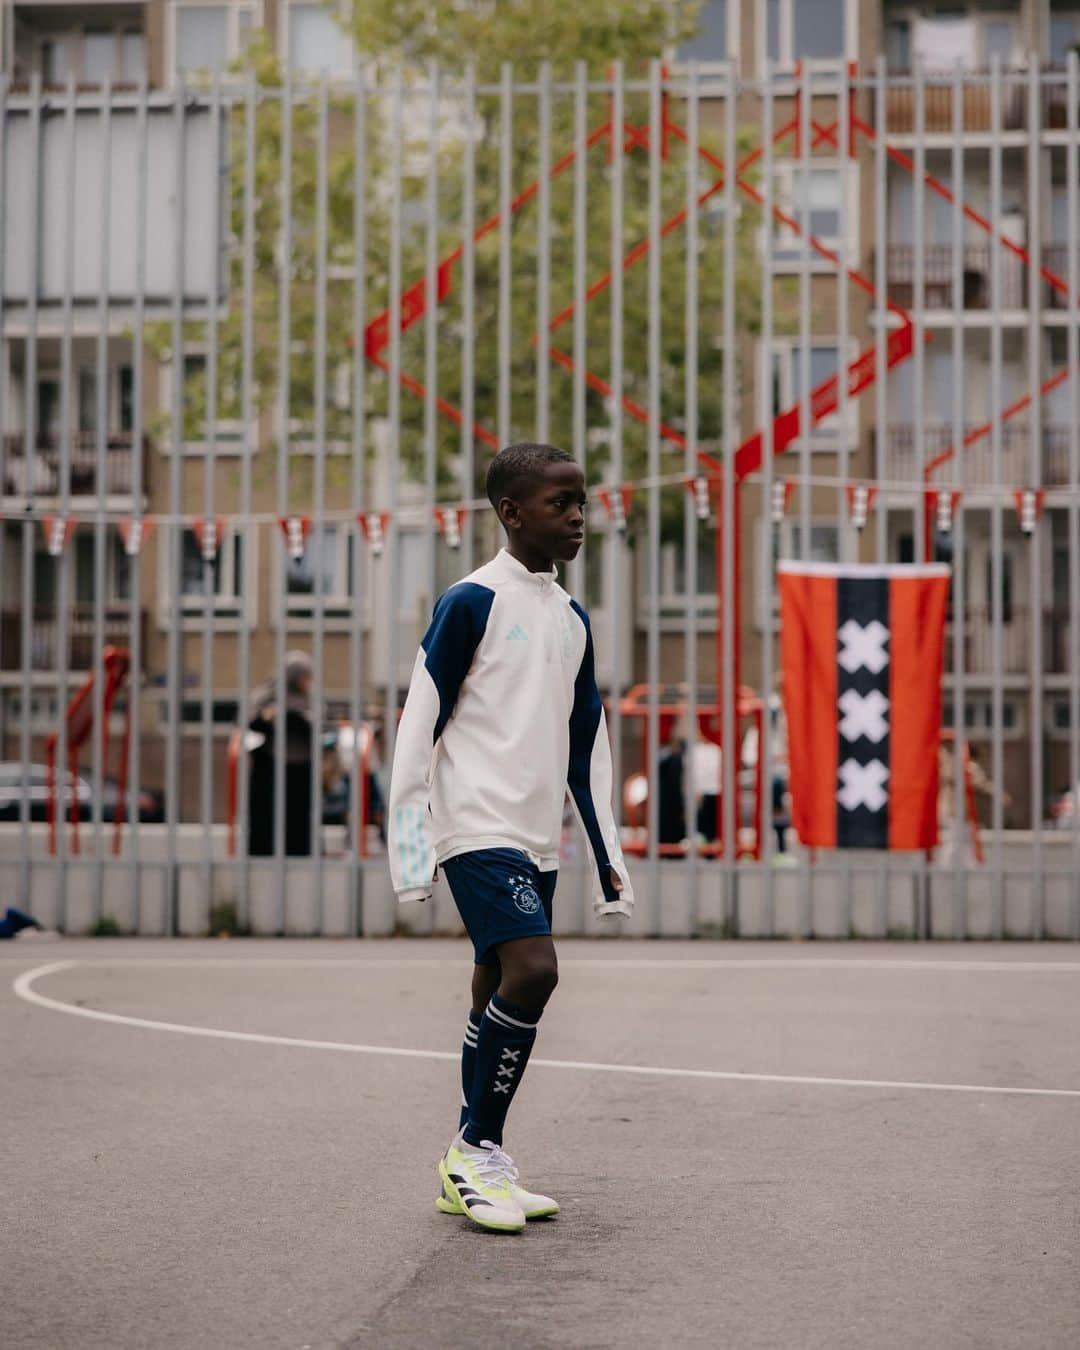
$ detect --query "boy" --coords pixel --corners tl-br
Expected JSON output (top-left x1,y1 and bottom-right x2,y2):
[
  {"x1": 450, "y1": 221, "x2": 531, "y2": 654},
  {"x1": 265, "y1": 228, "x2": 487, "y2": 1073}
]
[{"x1": 388, "y1": 442, "x2": 634, "y2": 1234}]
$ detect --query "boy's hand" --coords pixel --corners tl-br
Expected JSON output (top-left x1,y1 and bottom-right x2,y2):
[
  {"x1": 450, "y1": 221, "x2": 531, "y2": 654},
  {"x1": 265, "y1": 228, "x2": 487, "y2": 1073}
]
[{"x1": 609, "y1": 869, "x2": 624, "y2": 893}]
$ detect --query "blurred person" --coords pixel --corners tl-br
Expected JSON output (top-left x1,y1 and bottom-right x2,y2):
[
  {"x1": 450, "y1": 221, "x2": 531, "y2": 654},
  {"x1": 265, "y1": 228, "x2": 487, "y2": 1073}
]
[
  {"x1": 388, "y1": 442, "x2": 633, "y2": 1234},
  {"x1": 937, "y1": 741, "x2": 1010, "y2": 865},
  {"x1": 247, "y1": 650, "x2": 315, "y2": 857}
]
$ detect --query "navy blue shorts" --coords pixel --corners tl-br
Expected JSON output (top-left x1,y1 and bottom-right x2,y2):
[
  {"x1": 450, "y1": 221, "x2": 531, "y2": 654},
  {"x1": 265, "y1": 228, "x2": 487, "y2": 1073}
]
[{"x1": 441, "y1": 848, "x2": 556, "y2": 967}]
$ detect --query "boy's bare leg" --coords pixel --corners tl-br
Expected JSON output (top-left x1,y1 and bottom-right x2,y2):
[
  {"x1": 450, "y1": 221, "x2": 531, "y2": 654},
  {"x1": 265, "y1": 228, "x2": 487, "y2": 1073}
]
[
  {"x1": 491, "y1": 934, "x2": 558, "y2": 1017},
  {"x1": 471, "y1": 961, "x2": 500, "y2": 1018}
]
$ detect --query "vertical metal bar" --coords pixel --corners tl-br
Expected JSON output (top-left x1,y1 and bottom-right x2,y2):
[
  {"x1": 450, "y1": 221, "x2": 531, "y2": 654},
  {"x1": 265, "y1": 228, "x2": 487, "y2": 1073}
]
[
  {"x1": 872, "y1": 55, "x2": 888, "y2": 935},
  {"x1": 348, "y1": 60, "x2": 368, "y2": 935},
  {"x1": 201, "y1": 75, "x2": 222, "y2": 927},
  {"x1": 384, "y1": 70, "x2": 403, "y2": 769},
  {"x1": 683, "y1": 59, "x2": 701, "y2": 929},
  {"x1": 989, "y1": 54, "x2": 1005, "y2": 937},
  {"x1": 165, "y1": 78, "x2": 187, "y2": 934},
  {"x1": 91, "y1": 78, "x2": 113, "y2": 910},
  {"x1": 235, "y1": 70, "x2": 256, "y2": 927},
  {"x1": 569, "y1": 60, "x2": 586, "y2": 610},
  {"x1": 913, "y1": 56, "x2": 926, "y2": 565},
  {"x1": 837, "y1": 60, "x2": 853, "y2": 937},
  {"x1": 311, "y1": 73, "x2": 329, "y2": 932},
  {"x1": 760, "y1": 59, "x2": 776, "y2": 932},
  {"x1": 498, "y1": 64, "x2": 512, "y2": 450},
  {"x1": 18, "y1": 77, "x2": 43, "y2": 914},
  {"x1": 423, "y1": 59, "x2": 439, "y2": 616},
  {"x1": 275, "y1": 71, "x2": 293, "y2": 931},
  {"x1": 536, "y1": 61, "x2": 551, "y2": 443},
  {"x1": 721, "y1": 57, "x2": 737, "y2": 931},
  {"x1": 460, "y1": 64, "x2": 476, "y2": 576},
  {"x1": 0, "y1": 76, "x2": 7, "y2": 758},
  {"x1": 797, "y1": 59, "x2": 812, "y2": 937},
  {"x1": 276, "y1": 65, "x2": 292, "y2": 928},
  {"x1": 608, "y1": 62, "x2": 624, "y2": 861},
  {"x1": 950, "y1": 59, "x2": 967, "y2": 938},
  {"x1": 646, "y1": 60, "x2": 662, "y2": 931},
  {"x1": 127, "y1": 73, "x2": 150, "y2": 928},
  {"x1": 1067, "y1": 50, "x2": 1080, "y2": 938},
  {"x1": 1026, "y1": 60, "x2": 1044, "y2": 938},
  {"x1": 54, "y1": 72, "x2": 77, "y2": 916}
]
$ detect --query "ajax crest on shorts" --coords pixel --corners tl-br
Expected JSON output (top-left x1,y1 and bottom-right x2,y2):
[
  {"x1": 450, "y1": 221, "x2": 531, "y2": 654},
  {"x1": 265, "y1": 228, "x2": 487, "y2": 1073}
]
[{"x1": 509, "y1": 873, "x2": 542, "y2": 915}]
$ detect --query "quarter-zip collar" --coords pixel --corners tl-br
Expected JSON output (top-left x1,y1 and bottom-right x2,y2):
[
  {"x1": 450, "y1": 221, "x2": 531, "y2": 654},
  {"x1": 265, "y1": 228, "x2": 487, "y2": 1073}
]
[{"x1": 496, "y1": 547, "x2": 558, "y2": 592}]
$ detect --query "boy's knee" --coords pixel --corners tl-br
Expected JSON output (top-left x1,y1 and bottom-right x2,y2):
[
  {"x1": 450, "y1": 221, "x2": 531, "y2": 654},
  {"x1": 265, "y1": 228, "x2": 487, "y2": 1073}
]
[{"x1": 503, "y1": 954, "x2": 558, "y2": 1012}]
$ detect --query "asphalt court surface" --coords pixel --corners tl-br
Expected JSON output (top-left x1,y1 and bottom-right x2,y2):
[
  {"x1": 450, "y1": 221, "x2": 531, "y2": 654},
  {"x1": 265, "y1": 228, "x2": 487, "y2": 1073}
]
[{"x1": 4, "y1": 938, "x2": 1080, "y2": 1349}]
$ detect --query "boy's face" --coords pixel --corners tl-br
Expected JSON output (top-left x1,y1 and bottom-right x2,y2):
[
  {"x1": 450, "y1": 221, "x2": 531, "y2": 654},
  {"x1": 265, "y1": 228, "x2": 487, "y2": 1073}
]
[{"x1": 500, "y1": 461, "x2": 587, "y2": 565}]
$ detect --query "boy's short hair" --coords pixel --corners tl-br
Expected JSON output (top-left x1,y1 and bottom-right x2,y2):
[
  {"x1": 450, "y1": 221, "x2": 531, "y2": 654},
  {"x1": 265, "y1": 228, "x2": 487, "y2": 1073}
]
[{"x1": 485, "y1": 442, "x2": 576, "y2": 511}]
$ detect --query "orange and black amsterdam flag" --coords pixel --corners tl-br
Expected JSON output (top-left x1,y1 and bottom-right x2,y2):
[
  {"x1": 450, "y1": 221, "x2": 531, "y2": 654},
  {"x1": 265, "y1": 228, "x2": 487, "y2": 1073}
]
[{"x1": 777, "y1": 563, "x2": 950, "y2": 850}]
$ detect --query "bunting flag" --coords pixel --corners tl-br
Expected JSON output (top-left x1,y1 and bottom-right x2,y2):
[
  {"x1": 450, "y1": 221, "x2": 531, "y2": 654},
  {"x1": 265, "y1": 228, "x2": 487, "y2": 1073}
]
[
  {"x1": 1013, "y1": 489, "x2": 1046, "y2": 535},
  {"x1": 770, "y1": 479, "x2": 796, "y2": 523},
  {"x1": 926, "y1": 489, "x2": 961, "y2": 536},
  {"x1": 435, "y1": 506, "x2": 467, "y2": 549},
  {"x1": 358, "y1": 511, "x2": 391, "y2": 556},
  {"x1": 778, "y1": 562, "x2": 950, "y2": 850},
  {"x1": 192, "y1": 517, "x2": 225, "y2": 561},
  {"x1": 844, "y1": 482, "x2": 878, "y2": 531},
  {"x1": 41, "y1": 515, "x2": 77, "y2": 556},
  {"x1": 686, "y1": 475, "x2": 717, "y2": 521},
  {"x1": 278, "y1": 514, "x2": 313, "y2": 561},
  {"x1": 118, "y1": 517, "x2": 155, "y2": 556},
  {"x1": 596, "y1": 485, "x2": 634, "y2": 532}
]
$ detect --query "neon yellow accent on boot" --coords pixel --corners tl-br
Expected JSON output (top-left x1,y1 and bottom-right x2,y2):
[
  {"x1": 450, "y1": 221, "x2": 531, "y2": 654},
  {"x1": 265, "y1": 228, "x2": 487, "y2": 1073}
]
[
  {"x1": 438, "y1": 1136, "x2": 526, "y2": 1233},
  {"x1": 436, "y1": 1181, "x2": 559, "y2": 1219}
]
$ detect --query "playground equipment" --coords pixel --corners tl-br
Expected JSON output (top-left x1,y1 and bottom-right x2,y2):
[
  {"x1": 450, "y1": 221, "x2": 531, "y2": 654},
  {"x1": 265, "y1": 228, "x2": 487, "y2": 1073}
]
[
  {"x1": 617, "y1": 683, "x2": 764, "y2": 860},
  {"x1": 46, "y1": 645, "x2": 132, "y2": 857}
]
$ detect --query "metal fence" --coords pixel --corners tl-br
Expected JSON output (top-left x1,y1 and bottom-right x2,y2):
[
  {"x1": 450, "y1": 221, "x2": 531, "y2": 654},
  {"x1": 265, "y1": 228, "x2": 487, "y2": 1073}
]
[{"x1": 0, "y1": 57, "x2": 1078, "y2": 940}]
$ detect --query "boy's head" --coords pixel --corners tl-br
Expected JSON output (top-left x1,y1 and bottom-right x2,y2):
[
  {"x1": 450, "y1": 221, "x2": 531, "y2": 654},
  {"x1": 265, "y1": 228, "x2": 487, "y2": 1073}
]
[{"x1": 485, "y1": 442, "x2": 586, "y2": 566}]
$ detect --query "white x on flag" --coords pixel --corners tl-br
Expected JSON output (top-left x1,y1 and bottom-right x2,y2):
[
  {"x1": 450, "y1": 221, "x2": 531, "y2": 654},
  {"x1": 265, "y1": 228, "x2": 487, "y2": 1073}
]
[
  {"x1": 838, "y1": 759, "x2": 889, "y2": 813},
  {"x1": 838, "y1": 688, "x2": 890, "y2": 743},
  {"x1": 837, "y1": 619, "x2": 889, "y2": 674}
]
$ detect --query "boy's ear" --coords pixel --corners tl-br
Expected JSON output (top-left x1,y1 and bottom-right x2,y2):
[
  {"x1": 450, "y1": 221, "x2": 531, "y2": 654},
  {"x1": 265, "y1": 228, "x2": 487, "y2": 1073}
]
[{"x1": 497, "y1": 496, "x2": 520, "y2": 531}]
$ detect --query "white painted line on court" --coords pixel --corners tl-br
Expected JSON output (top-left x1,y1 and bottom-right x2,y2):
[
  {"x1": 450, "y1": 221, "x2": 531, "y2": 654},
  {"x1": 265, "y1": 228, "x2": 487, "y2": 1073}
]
[
  {"x1": 8, "y1": 954, "x2": 1080, "y2": 972},
  {"x1": 13, "y1": 961, "x2": 1080, "y2": 1101}
]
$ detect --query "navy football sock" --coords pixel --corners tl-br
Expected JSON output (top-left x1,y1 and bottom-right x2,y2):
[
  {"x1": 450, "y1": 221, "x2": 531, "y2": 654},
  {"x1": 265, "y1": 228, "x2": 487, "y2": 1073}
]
[
  {"x1": 462, "y1": 993, "x2": 539, "y2": 1148},
  {"x1": 458, "y1": 1009, "x2": 482, "y2": 1130}
]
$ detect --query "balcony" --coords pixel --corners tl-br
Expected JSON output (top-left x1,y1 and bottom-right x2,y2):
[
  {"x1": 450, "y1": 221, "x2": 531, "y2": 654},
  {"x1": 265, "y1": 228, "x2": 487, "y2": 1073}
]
[
  {"x1": 880, "y1": 73, "x2": 1027, "y2": 135},
  {"x1": 885, "y1": 243, "x2": 1027, "y2": 311},
  {"x1": 0, "y1": 606, "x2": 146, "y2": 673},
  {"x1": 879, "y1": 424, "x2": 1074, "y2": 488},
  {"x1": 1042, "y1": 245, "x2": 1080, "y2": 309},
  {"x1": 2, "y1": 433, "x2": 147, "y2": 499},
  {"x1": 944, "y1": 606, "x2": 1072, "y2": 677}
]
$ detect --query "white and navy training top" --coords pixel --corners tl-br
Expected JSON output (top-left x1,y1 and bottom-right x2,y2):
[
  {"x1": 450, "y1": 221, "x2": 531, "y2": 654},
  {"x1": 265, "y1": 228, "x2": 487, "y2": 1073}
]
[{"x1": 387, "y1": 548, "x2": 634, "y2": 918}]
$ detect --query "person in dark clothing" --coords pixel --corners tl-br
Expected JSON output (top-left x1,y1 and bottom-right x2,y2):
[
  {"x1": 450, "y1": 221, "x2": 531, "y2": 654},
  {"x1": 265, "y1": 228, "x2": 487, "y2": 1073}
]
[{"x1": 247, "y1": 651, "x2": 315, "y2": 857}]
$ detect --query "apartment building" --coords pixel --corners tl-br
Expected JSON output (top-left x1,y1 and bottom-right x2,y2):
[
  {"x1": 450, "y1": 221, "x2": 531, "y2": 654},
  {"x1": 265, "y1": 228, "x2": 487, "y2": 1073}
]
[{"x1": 1, "y1": 0, "x2": 1077, "y2": 824}]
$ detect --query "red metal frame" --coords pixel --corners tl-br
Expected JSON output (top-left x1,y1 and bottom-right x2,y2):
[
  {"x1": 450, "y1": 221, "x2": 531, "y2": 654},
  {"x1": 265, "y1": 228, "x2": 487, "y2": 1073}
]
[{"x1": 46, "y1": 646, "x2": 131, "y2": 857}]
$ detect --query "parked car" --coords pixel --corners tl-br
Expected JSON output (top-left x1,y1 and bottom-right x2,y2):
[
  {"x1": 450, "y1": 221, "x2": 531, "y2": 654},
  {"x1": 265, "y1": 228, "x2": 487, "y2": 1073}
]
[{"x1": 0, "y1": 763, "x2": 164, "y2": 824}]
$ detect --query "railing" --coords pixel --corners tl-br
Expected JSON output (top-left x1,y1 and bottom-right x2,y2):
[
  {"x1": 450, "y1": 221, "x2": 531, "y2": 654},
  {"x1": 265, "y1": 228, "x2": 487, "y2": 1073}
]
[
  {"x1": 1, "y1": 433, "x2": 147, "y2": 499},
  {"x1": 945, "y1": 605, "x2": 1072, "y2": 677},
  {"x1": 879, "y1": 424, "x2": 1073, "y2": 487},
  {"x1": 0, "y1": 606, "x2": 146, "y2": 672},
  {"x1": 885, "y1": 243, "x2": 1026, "y2": 310},
  {"x1": 880, "y1": 71, "x2": 1028, "y2": 135}
]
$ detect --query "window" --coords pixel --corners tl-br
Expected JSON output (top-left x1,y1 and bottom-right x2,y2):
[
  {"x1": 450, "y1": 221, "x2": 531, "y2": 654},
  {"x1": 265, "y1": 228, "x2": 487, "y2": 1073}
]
[
  {"x1": 771, "y1": 164, "x2": 853, "y2": 266},
  {"x1": 1049, "y1": 12, "x2": 1080, "y2": 67},
  {"x1": 73, "y1": 530, "x2": 134, "y2": 604},
  {"x1": 942, "y1": 697, "x2": 1023, "y2": 737},
  {"x1": 284, "y1": 523, "x2": 354, "y2": 619},
  {"x1": 173, "y1": 3, "x2": 256, "y2": 80},
  {"x1": 757, "y1": 518, "x2": 840, "y2": 627},
  {"x1": 641, "y1": 528, "x2": 718, "y2": 624},
  {"x1": 168, "y1": 525, "x2": 249, "y2": 619},
  {"x1": 288, "y1": 3, "x2": 352, "y2": 77},
  {"x1": 766, "y1": 0, "x2": 847, "y2": 68},
  {"x1": 769, "y1": 341, "x2": 852, "y2": 444},
  {"x1": 677, "y1": 0, "x2": 728, "y2": 64},
  {"x1": 165, "y1": 351, "x2": 246, "y2": 452},
  {"x1": 39, "y1": 27, "x2": 146, "y2": 86}
]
